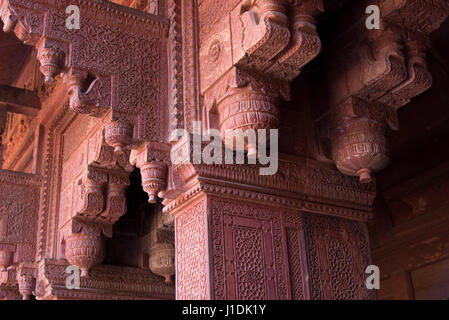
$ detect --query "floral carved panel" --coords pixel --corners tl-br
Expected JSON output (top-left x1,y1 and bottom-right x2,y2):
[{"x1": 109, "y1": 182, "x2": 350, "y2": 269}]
[{"x1": 209, "y1": 198, "x2": 289, "y2": 300}]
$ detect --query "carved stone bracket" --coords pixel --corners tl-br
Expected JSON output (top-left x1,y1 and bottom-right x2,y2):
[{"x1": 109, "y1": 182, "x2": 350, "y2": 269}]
[
  {"x1": 131, "y1": 142, "x2": 171, "y2": 204},
  {"x1": 65, "y1": 220, "x2": 106, "y2": 278},
  {"x1": 199, "y1": 0, "x2": 323, "y2": 151},
  {"x1": 16, "y1": 262, "x2": 37, "y2": 300}
]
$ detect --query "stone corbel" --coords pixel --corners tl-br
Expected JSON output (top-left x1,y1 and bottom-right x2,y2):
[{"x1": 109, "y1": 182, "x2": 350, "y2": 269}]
[
  {"x1": 65, "y1": 69, "x2": 111, "y2": 117},
  {"x1": 353, "y1": 30, "x2": 408, "y2": 103},
  {"x1": 16, "y1": 262, "x2": 37, "y2": 300},
  {"x1": 97, "y1": 171, "x2": 130, "y2": 225},
  {"x1": 131, "y1": 142, "x2": 171, "y2": 204},
  {"x1": 76, "y1": 166, "x2": 108, "y2": 221},
  {"x1": 204, "y1": 68, "x2": 288, "y2": 157},
  {"x1": 375, "y1": 40, "x2": 432, "y2": 109},
  {"x1": 237, "y1": 0, "x2": 291, "y2": 71},
  {"x1": 331, "y1": 97, "x2": 398, "y2": 183},
  {"x1": 76, "y1": 165, "x2": 130, "y2": 226},
  {"x1": 64, "y1": 220, "x2": 106, "y2": 278},
  {"x1": 264, "y1": 0, "x2": 323, "y2": 80}
]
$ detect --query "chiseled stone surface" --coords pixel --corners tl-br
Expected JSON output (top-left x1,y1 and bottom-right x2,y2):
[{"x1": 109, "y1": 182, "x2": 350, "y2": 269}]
[{"x1": 0, "y1": 0, "x2": 448, "y2": 300}]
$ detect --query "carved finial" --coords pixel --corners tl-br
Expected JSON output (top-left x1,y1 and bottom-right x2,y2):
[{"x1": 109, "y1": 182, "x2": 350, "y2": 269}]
[
  {"x1": 65, "y1": 224, "x2": 106, "y2": 278},
  {"x1": 140, "y1": 161, "x2": 168, "y2": 204},
  {"x1": 38, "y1": 48, "x2": 63, "y2": 84}
]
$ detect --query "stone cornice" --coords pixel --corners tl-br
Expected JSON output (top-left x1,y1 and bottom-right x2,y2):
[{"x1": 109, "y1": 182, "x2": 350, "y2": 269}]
[{"x1": 38, "y1": 259, "x2": 174, "y2": 300}]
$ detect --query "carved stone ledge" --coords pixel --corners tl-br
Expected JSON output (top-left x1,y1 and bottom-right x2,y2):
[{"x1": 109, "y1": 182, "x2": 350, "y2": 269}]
[{"x1": 37, "y1": 259, "x2": 174, "y2": 300}]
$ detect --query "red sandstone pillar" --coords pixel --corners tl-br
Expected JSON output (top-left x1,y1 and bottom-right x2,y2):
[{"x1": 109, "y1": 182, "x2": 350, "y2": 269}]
[{"x1": 170, "y1": 192, "x2": 375, "y2": 300}]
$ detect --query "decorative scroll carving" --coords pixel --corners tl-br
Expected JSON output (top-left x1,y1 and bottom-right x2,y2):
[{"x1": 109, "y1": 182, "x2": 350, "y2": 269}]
[{"x1": 37, "y1": 259, "x2": 174, "y2": 300}]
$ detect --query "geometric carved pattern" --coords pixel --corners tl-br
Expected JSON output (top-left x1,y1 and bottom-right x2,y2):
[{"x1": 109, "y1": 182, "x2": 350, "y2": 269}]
[
  {"x1": 209, "y1": 198, "x2": 288, "y2": 300},
  {"x1": 303, "y1": 213, "x2": 374, "y2": 300},
  {"x1": 175, "y1": 198, "x2": 209, "y2": 300}
]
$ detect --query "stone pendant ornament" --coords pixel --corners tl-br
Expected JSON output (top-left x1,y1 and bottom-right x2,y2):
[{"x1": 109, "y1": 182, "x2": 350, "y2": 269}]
[
  {"x1": 65, "y1": 228, "x2": 106, "y2": 278},
  {"x1": 149, "y1": 243, "x2": 175, "y2": 284}
]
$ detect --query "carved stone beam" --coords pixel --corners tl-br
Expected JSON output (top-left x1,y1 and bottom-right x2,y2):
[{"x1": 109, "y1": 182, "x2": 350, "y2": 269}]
[{"x1": 131, "y1": 142, "x2": 171, "y2": 204}]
